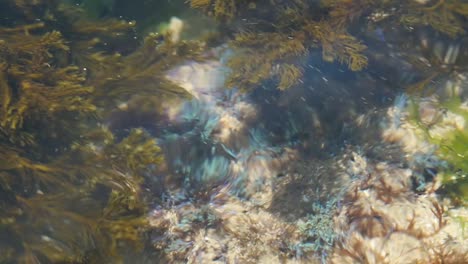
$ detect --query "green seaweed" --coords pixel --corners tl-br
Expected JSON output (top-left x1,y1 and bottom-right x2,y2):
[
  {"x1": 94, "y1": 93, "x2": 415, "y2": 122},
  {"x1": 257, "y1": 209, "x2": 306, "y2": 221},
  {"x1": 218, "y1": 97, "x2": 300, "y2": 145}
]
[
  {"x1": 432, "y1": 97, "x2": 468, "y2": 204},
  {"x1": 436, "y1": 129, "x2": 468, "y2": 204},
  {"x1": 408, "y1": 95, "x2": 468, "y2": 205}
]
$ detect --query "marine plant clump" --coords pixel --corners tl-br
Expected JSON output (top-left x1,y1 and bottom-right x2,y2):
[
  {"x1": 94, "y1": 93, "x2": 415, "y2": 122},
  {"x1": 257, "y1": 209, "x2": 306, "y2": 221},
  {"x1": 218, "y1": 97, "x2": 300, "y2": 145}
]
[
  {"x1": 330, "y1": 150, "x2": 468, "y2": 264},
  {"x1": 191, "y1": 0, "x2": 368, "y2": 91},
  {"x1": 0, "y1": 0, "x2": 206, "y2": 262},
  {"x1": 408, "y1": 94, "x2": 468, "y2": 204},
  {"x1": 189, "y1": 0, "x2": 468, "y2": 92},
  {"x1": 321, "y1": 0, "x2": 467, "y2": 35}
]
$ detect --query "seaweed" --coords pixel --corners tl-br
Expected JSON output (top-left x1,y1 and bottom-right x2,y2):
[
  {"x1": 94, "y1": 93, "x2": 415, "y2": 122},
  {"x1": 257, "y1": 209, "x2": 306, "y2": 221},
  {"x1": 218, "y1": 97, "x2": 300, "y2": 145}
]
[
  {"x1": 189, "y1": 0, "x2": 255, "y2": 21},
  {"x1": 193, "y1": 0, "x2": 368, "y2": 91},
  {"x1": 0, "y1": 0, "x2": 204, "y2": 262},
  {"x1": 0, "y1": 127, "x2": 161, "y2": 262},
  {"x1": 438, "y1": 136, "x2": 468, "y2": 204},
  {"x1": 1, "y1": 0, "x2": 467, "y2": 262},
  {"x1": 408, "y1": 95, "x2": 468, "y2": 205},
  {"x1": 323, "y1": 0, "x2": 468, "y2": 38},
  {"x1": 189, "y1": 0, "x2": 468, "y2": 91},
  {"x1": 0, "y1": 29, "x2": 95, "y2": 152},
  {"x1": 86, "y1": 33, "x2": 203, "y2": 110},
  {"x1": 294, "y1": 200, "x2": 338, "y2": 262},
  {"x1": 433, "y1": 123, "x2": 468, "y2": 204}
]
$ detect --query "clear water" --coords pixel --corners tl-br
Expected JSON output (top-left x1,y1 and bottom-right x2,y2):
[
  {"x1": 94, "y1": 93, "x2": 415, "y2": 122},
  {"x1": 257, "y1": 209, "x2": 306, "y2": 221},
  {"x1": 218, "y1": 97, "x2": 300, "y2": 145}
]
[{"x1": 1, "y1": 0, "x2": 467, "y2": 263}]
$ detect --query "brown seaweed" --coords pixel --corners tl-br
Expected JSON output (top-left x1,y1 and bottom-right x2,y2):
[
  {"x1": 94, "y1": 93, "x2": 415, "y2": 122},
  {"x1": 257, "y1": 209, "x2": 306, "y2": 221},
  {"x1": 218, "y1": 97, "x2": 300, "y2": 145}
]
[{"x1": 0, "y1": 0, "x2": 204, "y2": 262}]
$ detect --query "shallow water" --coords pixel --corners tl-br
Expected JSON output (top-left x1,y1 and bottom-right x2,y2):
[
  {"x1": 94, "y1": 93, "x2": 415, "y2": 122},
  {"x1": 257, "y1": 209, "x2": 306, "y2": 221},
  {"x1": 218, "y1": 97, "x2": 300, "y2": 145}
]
[{"x1": 1, "y1": 0, "x2": 467, "y2": 263}]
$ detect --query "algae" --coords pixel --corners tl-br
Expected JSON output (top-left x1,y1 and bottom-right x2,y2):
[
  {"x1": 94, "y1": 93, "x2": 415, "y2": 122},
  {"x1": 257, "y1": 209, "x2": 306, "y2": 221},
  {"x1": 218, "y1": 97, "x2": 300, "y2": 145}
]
[
  {"x1": 1, "y1": 0, "x2": 468, "y2": 262},
  {"x1": 188, "y1": 0, "x2": 468, "y2": 91},
  {"x1": 408, "y1": 95, "x2": 468, "y2": 205},
  {"x1": 0, "y1": 0, "x2": 204, "y2": 262}
]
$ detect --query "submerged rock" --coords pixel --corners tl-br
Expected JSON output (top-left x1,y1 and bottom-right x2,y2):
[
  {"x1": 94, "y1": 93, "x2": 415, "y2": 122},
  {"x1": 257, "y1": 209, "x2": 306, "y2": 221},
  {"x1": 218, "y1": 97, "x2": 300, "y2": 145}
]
[{"x1": 147, "y1": 47, "x2": 467, "y2": 264}]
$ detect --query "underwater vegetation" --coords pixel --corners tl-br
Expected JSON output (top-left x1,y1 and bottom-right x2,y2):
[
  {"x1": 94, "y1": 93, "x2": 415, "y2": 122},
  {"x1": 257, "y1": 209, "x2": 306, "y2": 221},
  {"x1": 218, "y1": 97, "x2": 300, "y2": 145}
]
[
  {"x1": 75, "y1": 0, "x2": 189, "y2": 33},
  {"x1": 0, "y1": 0, "x2": 206, "y2": 262},
  {"x1": 436, "y1": 97, "x2": 468, "y2": 204},
  {"x1": 189, "y1": 0, "x2": 468, "y2": 91},
  {"x1": 61, "y1": 0, "x2": 468, "y2": 93},
  {"x1": 0, "y1": 0, "x2": 467, "y2": 263},
  {"x1": 191, "y1": 0, "x2": 368, "y2": 91},
  {"x1": 330, "y1": 149, "x2": 468, "y2": 264},
  {"x1": 324, "y1": 0, "x2": 468, "y2": 38},
  {"x1": 408, "y1": 94, "x2": 468, "y2": 205}
]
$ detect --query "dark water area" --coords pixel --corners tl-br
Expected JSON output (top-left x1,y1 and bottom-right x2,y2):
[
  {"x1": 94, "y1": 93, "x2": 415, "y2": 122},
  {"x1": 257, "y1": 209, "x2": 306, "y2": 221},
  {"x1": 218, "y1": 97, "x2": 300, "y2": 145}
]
[{"x1": 0, "y1": 0, "x2": 467, "y2": 263}]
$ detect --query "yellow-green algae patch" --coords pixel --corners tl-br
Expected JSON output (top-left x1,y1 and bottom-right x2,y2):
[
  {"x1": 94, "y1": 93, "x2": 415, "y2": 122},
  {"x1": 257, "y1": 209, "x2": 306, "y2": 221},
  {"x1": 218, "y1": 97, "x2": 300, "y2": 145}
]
[{"x1": 0, "y1": 0, "x2": 205, "y2": 262}]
